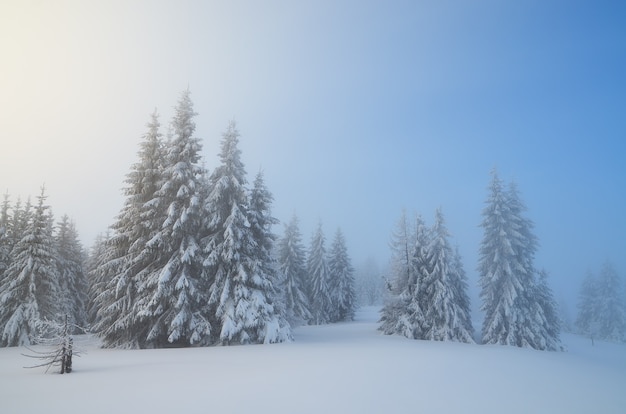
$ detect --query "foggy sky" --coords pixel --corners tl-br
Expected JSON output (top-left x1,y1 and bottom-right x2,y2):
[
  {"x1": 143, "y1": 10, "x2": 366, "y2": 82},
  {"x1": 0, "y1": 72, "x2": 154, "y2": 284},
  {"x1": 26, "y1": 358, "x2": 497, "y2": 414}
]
[{"x1": 1, "y1": 0, "x2": 624, "y2": 310}]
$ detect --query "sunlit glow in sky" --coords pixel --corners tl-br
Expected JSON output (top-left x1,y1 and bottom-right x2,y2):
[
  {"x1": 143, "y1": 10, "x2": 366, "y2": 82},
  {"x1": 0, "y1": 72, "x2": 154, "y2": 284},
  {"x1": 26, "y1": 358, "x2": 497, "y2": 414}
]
[{"x1": 1, "y1": 0, "x2": 624, "y2": 311}]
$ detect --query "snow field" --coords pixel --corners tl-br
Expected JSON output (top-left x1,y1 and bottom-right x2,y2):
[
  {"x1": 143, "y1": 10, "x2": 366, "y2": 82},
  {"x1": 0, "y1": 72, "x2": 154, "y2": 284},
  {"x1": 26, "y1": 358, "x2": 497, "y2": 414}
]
[{"x1": 1, "y1": 307, "x2": 624, "y2": 414}]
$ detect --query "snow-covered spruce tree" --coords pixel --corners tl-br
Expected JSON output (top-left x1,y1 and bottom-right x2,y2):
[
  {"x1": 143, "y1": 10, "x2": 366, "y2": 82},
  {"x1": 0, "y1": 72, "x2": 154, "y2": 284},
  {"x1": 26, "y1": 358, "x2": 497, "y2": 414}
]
[
  {"x1": 139, "y1": 90, "x2": 210, "y2": 347},
  {"x1": 531, "y1": 269, "x2": 561, "y2": 350},
  {"x1": 379, "y1": 212, "x2": 428, "y2": 339},
  {"x1": 0, "y1": 193, "x2": 12, "y2": 281},
  {"x1": 55, "y1": 215, "x2": 89, "y2": 332},
  {"x1": 478, "y1": 171, "x2": 553, "y2": 349},
  {"x1": 306, "y1": 222, "x2": 332, "y2": 325},
  {"x1": 0, "y1": 188, "x2": 61, "y2": 346},
  {"x1": 276, "y1": 214, "x2": 311, "y2": 326},
  {"x1": 594, "y1": 262, "x2": 625, "y2": 342},
  {"x1": 93, "y1": 109, "x2": 170, "y2": 348},
  {"x1": 421, "y1": 208, "x2": 474, "y2": 343},
  {"x1": 247, "y1": 170, "x2": 292, "y2": 341},
  {"x1": 328, "y1": 228, "x2": 356, "y2": 322},
  {"x1": 85, "y1": 232, "x2": 112, "y2": 325},
  {"x1": 575, "y1": 270, "x2": 599, "y2": 341},
  {"x1": 204, "y1": 121, "x2": 289, "y2": 344},
  {"x1": 451, "y1": 246, "x2": 474, "y2": 340}
]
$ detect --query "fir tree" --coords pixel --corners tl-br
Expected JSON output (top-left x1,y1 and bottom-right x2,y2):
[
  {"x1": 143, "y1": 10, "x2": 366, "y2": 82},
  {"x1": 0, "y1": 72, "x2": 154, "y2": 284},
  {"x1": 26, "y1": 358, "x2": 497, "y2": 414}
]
[
  {"x1": 204, "y1": 121, "x2": 288, "y2": 344},
  {"x1": 531, "y1": 269, "x2": 561, "y2": 350},
  {"x1": 328, "y1": 228, "x2": 356, "y2": 322},
  {"x1": 94, "y1": 109, "x2": 168, "y2": 348},
  {"x1": 0, "y1": 188, "x2": 61, "y2": 346},
  {"x1": 307, "y1": 222, "x2": 332, "y2": 325},
  {"x1": 421, "y1": 209, "x2": 474, "y2": 343},
  {"x1": 247, "y1": 170, "x2": 291, "y2": 342},
  {"x1": 276, "y1": 214, "x2": 311, "y2": 326},
  {"x1": 594, "y1": 262, "x2": 625, "y2": 342},
  {"x1": 379, "y1": 212, "x2": 428, "y2": 339},
  {"x1": 575, "y1": 270, "x2": 599, "y2": 341},
  {"x1": 140, "y1": 90, "x2": 210, "y2": 347},
  {"x1": 55, "y1": 215, "x2": 89, "y2": 331},
  {"x1": 478, "y1": 171, "x2": 556, "y2": 349},
  {"x1": 0, "y1": 194, "x2": 12, "y2": 287}
]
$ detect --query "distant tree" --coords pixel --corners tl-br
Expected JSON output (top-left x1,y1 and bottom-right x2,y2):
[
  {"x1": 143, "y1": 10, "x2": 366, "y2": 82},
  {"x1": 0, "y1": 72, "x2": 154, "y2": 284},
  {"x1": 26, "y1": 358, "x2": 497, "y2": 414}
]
[
  {"x1": 379, "y1": 212, "x2": 428, "y2": 339},
  {"x1": 420, "y1": 208, "x2": 474, "y2": 342},
  {"x1": 0, "y1": 188, "x2": 61, "y2": 346},
  {"x1": 204, "y1": 121, "x2": 289, "y2": 344},
  {"x1": 328, "y1": 228, "x2": 356, "y2": 322},
  {"x1": 575, "y1": 270, "x2": 600, "y2": 342},
  {"x1": 0, "y1": 194, "x2": 12, "y2": 285},
  {"x1": 55, "y1": 215, "x2": 89, "y2": 331},
  {"x1": 307, "y1": 222, "x2": 332, "y2": 325},
  {"x1": 594, "y1": 262, "x2": 625, "y2": 342},
  {"x1": 85, "y1": 232, "x2": 113, "y2": 326},
  {"x1": 354, "y1": 257, "x2": 384, "y2": 307},
  {"x1": 276, "y1": 214, "x2": 311, "y2": 326},
  {"x1": 531, "y1": 269, "x2": 561, "y2": 350}
]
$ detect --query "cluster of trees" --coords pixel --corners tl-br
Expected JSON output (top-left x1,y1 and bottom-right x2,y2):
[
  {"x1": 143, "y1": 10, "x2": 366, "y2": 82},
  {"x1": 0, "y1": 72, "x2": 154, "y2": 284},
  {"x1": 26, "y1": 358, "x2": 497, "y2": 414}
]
[
  {"x1": 379, "y1": 209, "x2": 474, "y2": 343},
  {"x1": 0, "y1": 90, "x2": 357, "y2": 350},
  {"x1": 380, "y1": 170, "x2": 562, "y2": 351},
  {"x1": 478, "y1": 171, "x2": 560, "y2": 351},
  {"x1": 276, "y1": 216, "x2": 356, "y2": 327},
  {"x1": 576, "y1": 261, "x2": 626, "y2": 343},
  {"x1": 0, "y1": 191, "x2": 89, "y2": 347},
  {"x1": 88, "y1": 90, "x2": 291, "y2": 348}
]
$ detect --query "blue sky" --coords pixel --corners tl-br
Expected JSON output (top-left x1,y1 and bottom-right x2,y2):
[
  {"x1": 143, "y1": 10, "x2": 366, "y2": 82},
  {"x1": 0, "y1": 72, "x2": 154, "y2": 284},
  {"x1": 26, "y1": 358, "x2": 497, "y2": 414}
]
[{"x1": 1, "y1": 0, "x2": 624, "y2": 310}]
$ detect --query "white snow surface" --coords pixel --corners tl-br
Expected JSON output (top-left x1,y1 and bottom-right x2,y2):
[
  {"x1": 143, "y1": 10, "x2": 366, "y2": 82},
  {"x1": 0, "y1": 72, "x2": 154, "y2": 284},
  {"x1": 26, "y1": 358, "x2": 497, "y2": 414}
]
[{"x1": 1, "y1": 307, "x2": 625, "y2": 413}]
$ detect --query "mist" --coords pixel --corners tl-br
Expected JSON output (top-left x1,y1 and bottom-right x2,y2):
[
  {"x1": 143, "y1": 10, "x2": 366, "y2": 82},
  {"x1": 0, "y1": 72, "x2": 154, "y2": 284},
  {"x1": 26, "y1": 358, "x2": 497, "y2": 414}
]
[{"x1": 1, "y1": 0, "x2": 625, "y2": 314}]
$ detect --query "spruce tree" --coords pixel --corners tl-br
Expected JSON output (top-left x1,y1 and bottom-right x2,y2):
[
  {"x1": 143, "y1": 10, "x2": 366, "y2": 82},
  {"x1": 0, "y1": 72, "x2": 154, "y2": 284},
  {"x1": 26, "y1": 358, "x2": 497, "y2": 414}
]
[
  {"x1": 94, "y1": 109, "x2": 168, "y2": 348},
  {"x1": 0, "y1": 188, "x2": 61, "y2": 346},
  {"x1": 140, "y1": 90, "x2": 210, "y2": 347},
  {"x1": 421, "y1": 209, "x2": 474, "y2": 343},
  {"x1": 532, "y1": 269, "x2": 561, "y2": 350},
  {"x1": 247, "y1": 170, "x2": 291, "y2": 342},
  {"x1": 55, "y1": 215, "x2": 89, "y2": 331},
  {"x1": 379, "y1": 212, "x2": 428, "y2": 339},
  {"x1": 0, "y1": 194, "x2": 12, "y2": 290},
  {"x1": 276, "y1": 214, "x2": 311, "y2": 326},
  {"x1": 307, "y1": 222, "x2": 332, "y2": 325},
  {"x1": 479, "y1": 171, "x2": 556, "y2": 349},
  {"x1": 204, "y1": 121, "x2": 288, "y2": 344},
  {"x1": 575, "y1": 270, "x2": 599, "y2": 341},
  {"x1": 328, "y1": 228, "x2": 356, "y2": 322},
  {"x1": 594, "y1": 262, "x2": 625, "y2": 341}
]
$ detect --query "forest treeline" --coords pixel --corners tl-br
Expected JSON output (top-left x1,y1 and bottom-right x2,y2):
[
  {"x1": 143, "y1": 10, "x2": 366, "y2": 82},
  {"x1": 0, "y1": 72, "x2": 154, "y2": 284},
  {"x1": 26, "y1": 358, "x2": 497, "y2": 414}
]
[
  {"x1": 1, "y1": 90, "x2": 624, "y2": 350},
  {"x1": 0, "y1": 90, "x2": 355, "y2": 348}
]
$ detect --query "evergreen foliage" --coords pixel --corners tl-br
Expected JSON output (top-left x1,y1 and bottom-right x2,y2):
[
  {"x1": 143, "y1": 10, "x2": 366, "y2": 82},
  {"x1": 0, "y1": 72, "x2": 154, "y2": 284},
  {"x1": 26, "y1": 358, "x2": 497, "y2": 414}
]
[
  {"x1": 307, "y1": 223, "x2": 332, "y2": 325},
  {"x1": 204, "y1": 121, "x2": 290, "y2": 344},
  {"x1": 93, "y1": 109, "x2": 169, "y2": 348},
  {"x1": 140, "y1": 90, "x2": 210, "y2": 347},
  {"x1": 478, "y1": 170, "x2": 561, "y2": 350},
  {"x1": 380, "y1": 210, "x2": 473, "y2": 343},
  {"x1": 421, "y1": 209, "x2": 474, "y2": 343},
  {"x1": 276, "y1": 214, "x2": 311, "y2": 326},
  {"x1": 327, "y1": 228, "x2": 356, "y2": 322},
  {"x1": 576, "y1": 262, "x2": 625, "y2": 343},
  {"x1": 379, "y1": 212, "x2": 427, "y2": 339},
  {"x1": 0, "y1": 188, "x2": 61, "y2": 346},
  {"x1": 55, "y1": 215, "x2": 89, "y2": 331}
]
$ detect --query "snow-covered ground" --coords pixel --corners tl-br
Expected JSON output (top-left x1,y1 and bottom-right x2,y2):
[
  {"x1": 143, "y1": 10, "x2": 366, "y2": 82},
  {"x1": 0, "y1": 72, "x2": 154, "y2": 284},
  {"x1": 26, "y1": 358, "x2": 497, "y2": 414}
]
[{"x1": 1, "y1": 307, "x2": 624, "y2": 414}]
